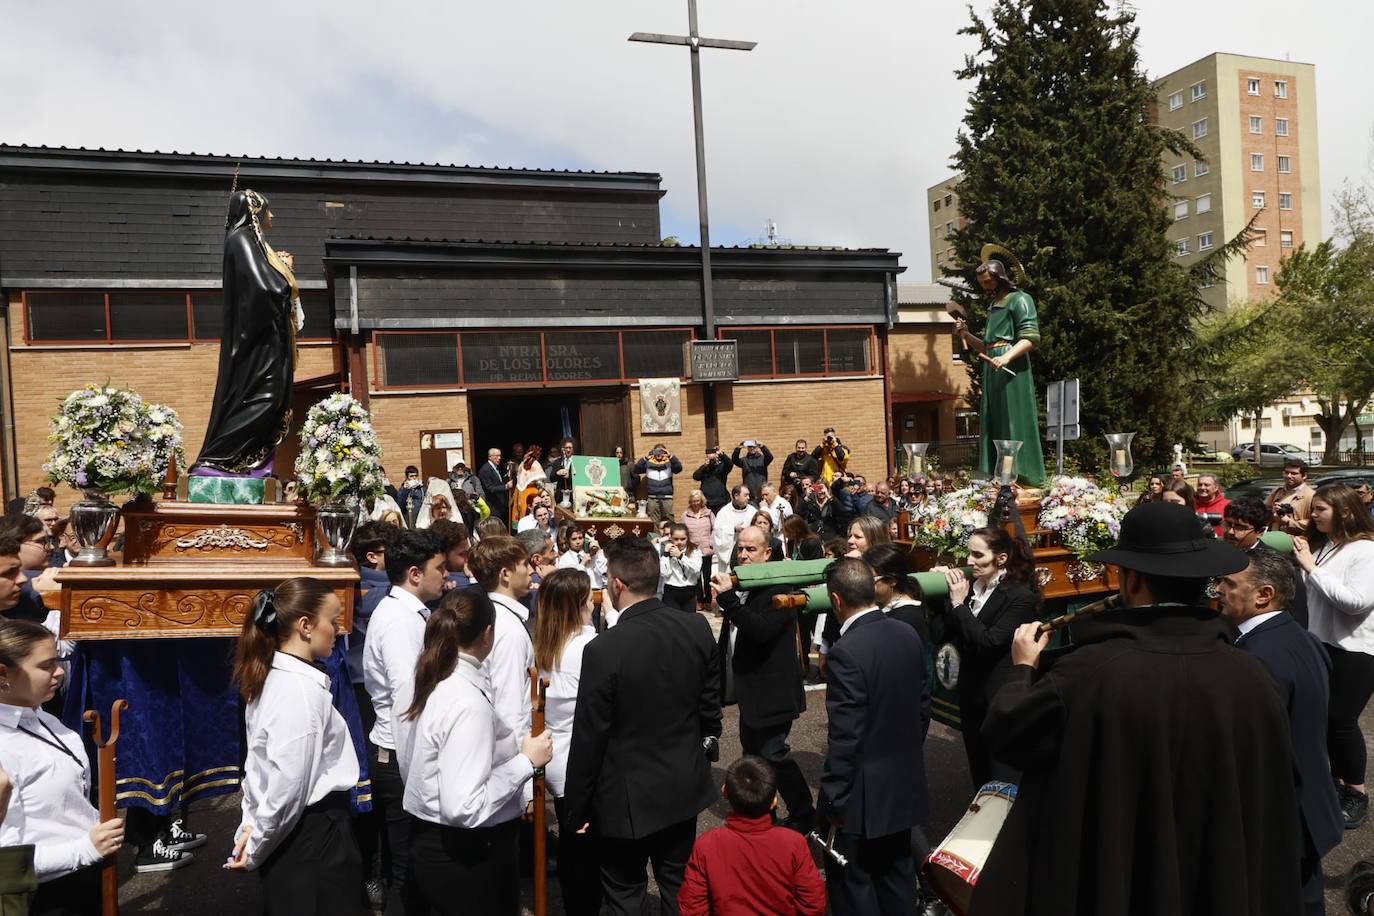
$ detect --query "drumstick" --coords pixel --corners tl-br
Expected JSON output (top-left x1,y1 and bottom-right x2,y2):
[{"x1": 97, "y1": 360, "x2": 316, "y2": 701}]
[
  {"x1": 806, "y1": 825, "x2": 849, "y2": 868},
  {"x1": 528, "y1": 668, "x2": 550, "y2": 916},
  {"x1": 84, "y1": 699, "x2": 128, "y2": 916},
  {"x1": 1035, "y1": 593, "x2": 1120, "y2": 638}
]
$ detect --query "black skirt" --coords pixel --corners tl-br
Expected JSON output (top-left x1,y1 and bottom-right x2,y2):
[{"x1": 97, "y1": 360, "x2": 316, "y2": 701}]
[{"x1": 259, "y1": 791, "x2": 363, "y2": 915}]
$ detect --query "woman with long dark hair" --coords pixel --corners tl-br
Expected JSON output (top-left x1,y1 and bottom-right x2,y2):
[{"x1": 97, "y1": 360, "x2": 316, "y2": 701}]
[
  {"x1": 227, "y1": 578, "x2": 363, "y2": 913},
  {"x1": 402, "y1": 587, "x2": 552, "y2": 915},
  {"x1": 782, "y1": 515, "x2": 823, "y2": 561},
  {"x1": 864, "y1": 542, "x2": 929, "y2": 646},
  {"x1": 1293, "y1": 484, "x2": 1374, "y2": 828},
  {"x1": 0, "y1": 618, "x2": 122, "y2": 916},
  {"x1": 531, "y1": 570, "x2": 602, "y2": 915},
  {"x1": 936, "y1": 527, "x2": 1041, "y2": 787}
]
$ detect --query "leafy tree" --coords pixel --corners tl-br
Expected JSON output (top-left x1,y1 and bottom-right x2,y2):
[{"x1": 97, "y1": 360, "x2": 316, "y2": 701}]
[
  {"x1": 944, "y1": 0, "x2": 1229, "y2": 471},
  {"x1": 1193, "y1": 300, "x2": 1289, "y2": 459},
  {"x1": 1272, "y1": 236, "x2": 1374, "y2": 464}
]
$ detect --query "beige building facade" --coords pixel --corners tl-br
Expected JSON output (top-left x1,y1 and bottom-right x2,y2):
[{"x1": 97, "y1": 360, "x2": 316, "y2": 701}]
[{"x1": 924, "y1": 53, "x2": 1320, "y2": 309}]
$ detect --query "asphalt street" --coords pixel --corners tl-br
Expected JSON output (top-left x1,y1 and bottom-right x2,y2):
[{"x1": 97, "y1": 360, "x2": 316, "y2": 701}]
[{"x1": 114, "y1": 634, "x2": 1374, "y2": 915}]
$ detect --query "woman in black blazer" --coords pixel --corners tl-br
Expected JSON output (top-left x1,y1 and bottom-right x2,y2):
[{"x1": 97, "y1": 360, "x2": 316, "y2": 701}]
[{"x1": 935, "y1": 526, "x2": 1041, "y2": 788}]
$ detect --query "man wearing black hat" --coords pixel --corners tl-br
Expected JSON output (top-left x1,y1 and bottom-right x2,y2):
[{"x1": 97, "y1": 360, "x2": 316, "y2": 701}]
[{"x1": 968, "y1": 502, "x2": 1304, "y2": 916}]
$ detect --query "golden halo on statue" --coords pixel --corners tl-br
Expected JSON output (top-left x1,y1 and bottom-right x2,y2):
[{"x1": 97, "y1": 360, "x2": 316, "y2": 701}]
[{"x1": 979, "y1": 243, "x2": 1027, "y2": 288}]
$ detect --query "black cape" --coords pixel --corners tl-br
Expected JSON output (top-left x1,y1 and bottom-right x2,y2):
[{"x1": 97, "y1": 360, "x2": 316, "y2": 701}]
[
  {"x1": 194, "y1": 191, "x2": 294, "y2": 472},
  {"x1": 968, "y1": 605, "x2": 1303, "y2": 916}
]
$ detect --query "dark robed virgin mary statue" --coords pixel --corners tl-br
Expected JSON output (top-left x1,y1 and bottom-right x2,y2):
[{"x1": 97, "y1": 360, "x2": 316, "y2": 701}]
[{"x1": 193, "y1": 189, "x2": 303, "y2": 475}]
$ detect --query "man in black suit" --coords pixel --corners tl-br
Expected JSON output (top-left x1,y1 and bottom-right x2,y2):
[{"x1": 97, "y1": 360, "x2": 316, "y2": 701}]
[
  {"x1": 818, "y1": 557, "x2": 930, "y2": 915},
  {"x1": 477, "y1": 447, "x2": 509, "y2": 528},
  {"x1": 712, "y1": 526, "x2": 815, "y2": 832},
  {"x1": 546, "y1": 437, "x2": 576, "y2": 507},
  {"x1": 565, "y1": 537, "x2": 721, "y2": 915},
  {"x1": 1216, "y1": 548, "x2": 1343, "y2": 916},
  {"x1": 1223, "y1": 496, "x2": 1310, "y2": 628}
]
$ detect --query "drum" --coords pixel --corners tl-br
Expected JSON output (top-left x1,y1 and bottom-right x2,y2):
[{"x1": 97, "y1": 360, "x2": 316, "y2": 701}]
[{"x1": 924, "y1": 781, "x2": 1017, "y2": 916}]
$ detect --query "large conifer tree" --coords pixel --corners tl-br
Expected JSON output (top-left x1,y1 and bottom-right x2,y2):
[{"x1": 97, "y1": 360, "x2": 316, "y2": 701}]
[{"x1": 946, "y1": 0, "x2": 1209, "y2": 469}]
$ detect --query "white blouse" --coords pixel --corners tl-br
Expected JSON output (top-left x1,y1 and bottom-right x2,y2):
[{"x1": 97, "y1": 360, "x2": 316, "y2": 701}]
[
  {"x1": 1305, "y1": 539, "x2": 1374, "y2": 655},
  {"x1": 541, "y1": 625, "x2": 597, "y2": 797},
  {"x1": 660, "y1": 550, "x2": 702, "y2": 588},
  {"x1": 557, "y1": 549, "x2": 608, "y2": 589},
  {"x1": 403, "y1": 654, "x2": 535, "y2": 828},
  {"x1": 486, "y1": 592, "x2": 536, "y2": 736},
  {"x1": 237, "y1": 652, "x2": 359, "y2": 869},
  {"x1": 0, "y1": 705, "x2": 101, "y2": 882}
]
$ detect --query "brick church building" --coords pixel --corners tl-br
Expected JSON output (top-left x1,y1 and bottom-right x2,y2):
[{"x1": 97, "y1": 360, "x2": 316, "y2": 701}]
[{"x1": 0, "y1": 145, "x2": 904, "y2": 512}]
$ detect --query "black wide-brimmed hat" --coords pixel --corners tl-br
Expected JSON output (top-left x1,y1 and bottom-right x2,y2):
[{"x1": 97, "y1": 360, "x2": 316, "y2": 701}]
[{"x1": 1087, "y1": 502, "x2": 1248, "y2": 577}]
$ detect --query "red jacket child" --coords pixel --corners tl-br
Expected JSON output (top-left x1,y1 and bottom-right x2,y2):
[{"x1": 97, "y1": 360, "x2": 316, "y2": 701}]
[{"x1": 678, "y1": 757, "x2": 825, "y2": 916}]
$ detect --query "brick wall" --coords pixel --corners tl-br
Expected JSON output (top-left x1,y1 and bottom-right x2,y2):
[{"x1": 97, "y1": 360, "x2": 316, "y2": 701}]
[
  {"x1": 366, "y1": 391, "x2": 470, "y2": 479},
  {"x1": 7, "y1": 294, "x2": 337, "y2": 507}
]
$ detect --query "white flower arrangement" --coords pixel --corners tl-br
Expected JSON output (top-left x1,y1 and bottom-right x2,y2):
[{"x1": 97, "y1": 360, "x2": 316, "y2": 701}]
[
  {"x1": 293, "y1": 393, "x2": 384, "y2": 504},
  {"x1": 912, "y1": 485, "x2": 998, "y2": 562},
  {"x1": 1037, "y1": 476, "x2": 1129, "y2": 561},
  {"x1": 44, "y1": 384, "x2": 185, "y2": 497}
]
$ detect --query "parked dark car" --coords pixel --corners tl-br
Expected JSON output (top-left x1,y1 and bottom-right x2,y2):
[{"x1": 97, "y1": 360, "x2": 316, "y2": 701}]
[
  {"x1": 1226, "y1": 476, "x2": 1287, "y2": 503},
  {"x1": 1312, "y1": 472, "x2": 1374, "y2": 492}
]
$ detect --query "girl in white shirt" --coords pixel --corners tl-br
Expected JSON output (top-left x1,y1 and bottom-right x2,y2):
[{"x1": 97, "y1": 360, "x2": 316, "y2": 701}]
[
  {"x1": 660, "y1": 523, "x2": 703, "y2": 612},
  {"x1": 556, "y1": 524, "x2": 608, "y2": 589},
  {"x1": 401, "y1": 587, "x2": 552, "y2": 916},
  {"x1": 531, "y1": 569, "x2": 601, "y2": 916},
  {"x1": 0, "y1": 618, "x2": 122, "y2": 915},
  {"x1": 1292, "y1": 484, "x2": 1374, "y2": 825},
  {"x1": 226, "y1": 579, "x2": 363, "y2": 914}
]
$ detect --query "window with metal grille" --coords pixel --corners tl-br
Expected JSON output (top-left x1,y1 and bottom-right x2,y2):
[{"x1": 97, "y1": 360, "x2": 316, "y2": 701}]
[
  {"x1": 25, "y1": 292, "x2": 107, "y2": 341},
  {"x1": 383, "y1": 333, "x2": 461, "y2": 387}
]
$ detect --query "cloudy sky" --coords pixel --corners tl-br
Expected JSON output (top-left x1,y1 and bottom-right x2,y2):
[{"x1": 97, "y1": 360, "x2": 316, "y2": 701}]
[{"x1": 3, "y1": 1, "x2": 1369, "y2": 278}]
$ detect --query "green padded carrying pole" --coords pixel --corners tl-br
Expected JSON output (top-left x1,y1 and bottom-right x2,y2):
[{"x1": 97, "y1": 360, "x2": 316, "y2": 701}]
[
  {"x1": 1259, "y1": 531, "x2": 1293, "y2": 554},
  {"x1": 732, "y1": 558, "x2": 835, "y2": 590},
  {"x1": 775, "y1": 569, "x2": 972, "y2": 612}
]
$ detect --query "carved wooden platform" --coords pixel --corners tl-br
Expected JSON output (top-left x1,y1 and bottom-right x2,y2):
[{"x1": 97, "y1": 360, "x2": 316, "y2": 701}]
[
  {"x1": 553, "y1": 508, "x2": 656, "y2": 542},
  {"x1": 56, "y1": 500, "x2": 358, "y2": 640},
  {"x1": 121, "y1": 501, "x2": 317, "y2": 566},
  {"x1": 56, "y1": 565, "x2": 357, "y2": 640}
]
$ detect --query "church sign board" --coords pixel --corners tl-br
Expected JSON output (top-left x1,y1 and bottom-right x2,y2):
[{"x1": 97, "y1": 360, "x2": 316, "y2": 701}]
[{"x1": 687, "y1": 340, "x2": 739, "y2": 382}]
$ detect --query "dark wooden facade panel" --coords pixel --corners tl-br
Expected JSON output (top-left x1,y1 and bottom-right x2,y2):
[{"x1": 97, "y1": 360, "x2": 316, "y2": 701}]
[{"x1": 0, "y1": 176, "x2": 662, "y2": 284}]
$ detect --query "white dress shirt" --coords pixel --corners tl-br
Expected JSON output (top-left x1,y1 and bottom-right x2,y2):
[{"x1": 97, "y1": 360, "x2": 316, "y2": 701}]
[
  {"x1": 403, "y1": 654, "x2": 535, "y2": 828},
  {"x1": 363, "y1": 586, "x2": 430, "y2": 750},
  {"x1": 516, "y1": 514, "x2": 537, "y2": 533},
  {"x1": 968, "y1": 572, "x2": 1005, "y2": 617},
  {"x1": 486, "y1": 592, "x2": 536, "y2": 736},
  {"x1": 1236, "y1": 610, "x2": 1284, "y2": 638},
  {"x1": 838, "y1": 606, "x2": 880, "y2": 638},
  {"x1": 659, "y1": 549, "x2": 702, "y2": 588},
  {"x1": 557, "y1": 549, "x2": 608, "y2": 589},
  {"x1": 236, "y1": 653, "x2": 359, "y2": 870},
  {"x1": 1305, "y1": 539, "x2": 1374, "y2": 654},
  {"x1": 0, "y1": 704, "x2": 101, "y2": 882},
  {"x1": 541, "y1": 625, "x2": 596, "y2": 797}
]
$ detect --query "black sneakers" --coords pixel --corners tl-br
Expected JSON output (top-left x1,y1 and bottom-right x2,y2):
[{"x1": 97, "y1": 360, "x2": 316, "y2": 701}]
[
  {"x1": 163, "y1": 818, "x2": 207, "y2": 852},
  {"x1": 1341, "y1": 784, "x2": 1369, "y2": 830},
  {"x1": 134, "y1": 837, "x2": 194, "y2": 873}
]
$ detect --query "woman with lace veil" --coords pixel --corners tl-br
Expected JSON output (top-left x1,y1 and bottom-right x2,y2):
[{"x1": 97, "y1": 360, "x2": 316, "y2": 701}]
[{"x1": 414, "y1": 479, "x2": 460, "y2": 529}]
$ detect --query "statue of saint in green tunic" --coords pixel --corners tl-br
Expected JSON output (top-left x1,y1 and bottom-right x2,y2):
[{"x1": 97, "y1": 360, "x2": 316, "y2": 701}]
[{"x1": 955, "y1": 258, "x2": 1047, "y2": 484}]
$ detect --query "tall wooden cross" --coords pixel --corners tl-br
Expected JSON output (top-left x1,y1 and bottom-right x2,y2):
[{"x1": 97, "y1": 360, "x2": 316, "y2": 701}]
[{"x1": 630, "y1": 2, "x2": 755, "y2": 446}]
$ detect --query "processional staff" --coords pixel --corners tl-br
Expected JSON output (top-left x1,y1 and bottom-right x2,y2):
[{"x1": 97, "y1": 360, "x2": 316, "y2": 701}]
[
  {"x1": 84, "y1": 699, "x2": 128, "y2": 916},
  {"x1": 527, "y1": 668, "x2": 550, "y2": 916}
]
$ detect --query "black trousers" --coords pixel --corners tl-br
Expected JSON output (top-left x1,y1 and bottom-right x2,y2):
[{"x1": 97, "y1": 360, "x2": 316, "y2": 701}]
[
  {"x1": 371, "y1": 745, "x2": 426, "y2": 915},
  {"x1": 259, "y1": 793, "x2": 363, "y2": 916},
  {"x1": 410, "y1": 816, "x2": 520, "y2": 916},
  {"x1": 1326, "y1": 643, "x2": 1374, "y2": 784},
  {"x1": 740, "y1": 719, "x2": 814, "y2": 824},
  {"x1": 29, "y1": 865, "x2": 99, "y2": 916},
  {"x1": 957, "y1": 699, "x2": 1020, "y2": 790},
  {"x1": 554, "y1": 796, "x2": 604, "y2": 916},
  {"x1": 124, "y1": 807, "x2": 170, "y2": 849},
  {"x1": 697, "y1": 555, "x2": 713, "y2": 602},
  {"x1": 352, "y1": 688, "x2": 382, "y2": 881},
  {"x1": 662, "y1": 584, "x2": 699, "y2": 613},
  {"x1": 598, "y1": 817, "x2": 696, "y2": 916},
  {"x1": 825, "y1": 829, "x2": 917, "y2": 916}
]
